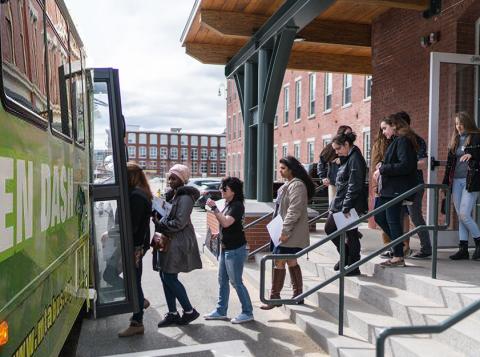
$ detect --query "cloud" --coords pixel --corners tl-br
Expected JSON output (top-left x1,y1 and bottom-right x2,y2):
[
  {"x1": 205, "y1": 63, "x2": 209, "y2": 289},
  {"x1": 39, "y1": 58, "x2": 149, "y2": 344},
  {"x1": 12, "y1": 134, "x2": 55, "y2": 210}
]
[{"x1": 66, "y1": 0, "x2": 226, "y2": 133}]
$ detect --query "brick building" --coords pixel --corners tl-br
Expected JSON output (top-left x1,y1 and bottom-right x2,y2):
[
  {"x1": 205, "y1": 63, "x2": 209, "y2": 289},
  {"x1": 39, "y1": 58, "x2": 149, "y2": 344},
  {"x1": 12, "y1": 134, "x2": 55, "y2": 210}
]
[
  {"x1": 126, "y1": 127, "x2": 226, "y2": 177},
  {"x1": 226, "y1": 70, "x2": 372, "y2": 180}
]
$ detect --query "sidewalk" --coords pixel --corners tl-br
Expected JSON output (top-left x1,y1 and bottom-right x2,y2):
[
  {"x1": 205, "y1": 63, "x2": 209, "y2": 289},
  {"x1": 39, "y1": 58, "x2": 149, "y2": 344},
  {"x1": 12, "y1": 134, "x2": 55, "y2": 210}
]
[{"x1": 76, "y1": 208, "x2": 326, "y2": 357}]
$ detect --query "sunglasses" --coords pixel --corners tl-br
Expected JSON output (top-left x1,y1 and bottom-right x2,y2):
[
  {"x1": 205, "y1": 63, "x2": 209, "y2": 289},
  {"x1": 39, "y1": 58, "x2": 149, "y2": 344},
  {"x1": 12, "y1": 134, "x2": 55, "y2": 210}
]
[{"x1": 221, "y1": 186, "x2": 228, "y2": 192}]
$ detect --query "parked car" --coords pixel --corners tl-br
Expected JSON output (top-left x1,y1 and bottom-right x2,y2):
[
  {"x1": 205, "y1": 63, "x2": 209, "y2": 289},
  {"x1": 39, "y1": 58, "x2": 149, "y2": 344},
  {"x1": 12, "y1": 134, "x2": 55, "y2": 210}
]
[{"x1": 196, "y1": 182, "x2": 222, "y2": 209}]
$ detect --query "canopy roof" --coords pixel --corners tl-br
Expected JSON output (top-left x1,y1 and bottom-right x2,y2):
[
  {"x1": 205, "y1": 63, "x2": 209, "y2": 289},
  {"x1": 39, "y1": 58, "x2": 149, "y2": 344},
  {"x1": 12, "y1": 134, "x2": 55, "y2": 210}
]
[{"x1": 181, "y1": 0, "x2": 431, "y2": 75}]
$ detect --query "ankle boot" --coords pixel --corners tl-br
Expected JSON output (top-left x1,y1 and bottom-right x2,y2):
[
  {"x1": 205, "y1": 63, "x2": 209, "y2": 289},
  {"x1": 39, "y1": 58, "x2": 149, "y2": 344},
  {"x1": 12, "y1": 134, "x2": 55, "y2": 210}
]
[
  {"x1": 260, "y1": 268, "x2": 286, "y2": 310},
  {"x1": 472, "y1": 239, "x2": 480, "y2": 260},
  {"x1": 449, "y1": 241, "x2": 469, "y2": 260},
  {"x1": 288, "y1": 265, "x2": 304, "y2": 305}
]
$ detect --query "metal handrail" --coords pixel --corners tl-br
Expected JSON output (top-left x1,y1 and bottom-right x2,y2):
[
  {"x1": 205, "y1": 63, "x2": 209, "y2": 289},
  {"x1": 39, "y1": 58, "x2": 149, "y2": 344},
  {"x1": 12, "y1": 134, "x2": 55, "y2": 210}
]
[
  {"x1": 376, "y1": 299, "x2": 480, "y2": 357},
  {"x1": 259, "y1": 183, "x2": 451, "y2": 335},
  {"x1": 247, "y1": 210, "x2": 330, "y2": 258}
]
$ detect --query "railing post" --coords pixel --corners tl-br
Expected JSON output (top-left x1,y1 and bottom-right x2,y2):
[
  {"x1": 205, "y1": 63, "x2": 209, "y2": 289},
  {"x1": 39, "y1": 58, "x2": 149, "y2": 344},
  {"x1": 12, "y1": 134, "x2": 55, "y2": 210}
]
[
  {"x1": 338, "y1": 232, "x2": 345, "y2": 335},
  {"x1": 432, "y1": 187, "x2": 439, "y2": 279}
]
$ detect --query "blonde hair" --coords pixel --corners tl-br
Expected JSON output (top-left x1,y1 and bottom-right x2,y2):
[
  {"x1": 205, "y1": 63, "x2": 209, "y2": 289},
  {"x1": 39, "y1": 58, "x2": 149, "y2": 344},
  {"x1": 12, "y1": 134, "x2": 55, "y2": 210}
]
[
  {"x1": 126, "y1": 162, "x2": 153, "y2": 201},
  {"x1": 449, "y1": 111, "x2": 480, "y2": 153},
  {"x1": 371, "y1": 126, "x2": 392, "y2": 167}
]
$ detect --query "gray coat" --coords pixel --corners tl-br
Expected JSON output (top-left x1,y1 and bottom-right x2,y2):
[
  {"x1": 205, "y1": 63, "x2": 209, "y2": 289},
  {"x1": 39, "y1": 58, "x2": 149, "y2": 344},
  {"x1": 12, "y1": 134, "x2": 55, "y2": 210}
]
[{"x1": 154, "y1": 186, "x2": 202, "y2": 274}]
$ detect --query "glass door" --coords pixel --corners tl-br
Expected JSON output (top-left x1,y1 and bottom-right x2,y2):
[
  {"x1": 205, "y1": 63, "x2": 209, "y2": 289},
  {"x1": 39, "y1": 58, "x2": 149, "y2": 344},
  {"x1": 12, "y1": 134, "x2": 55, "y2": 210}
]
[
  {"x1": 89, "y1": 68, "x2": 138, "y2": 316},
  {"x1": 428, "y1": 52, "x2": 480, "y2": 247}
]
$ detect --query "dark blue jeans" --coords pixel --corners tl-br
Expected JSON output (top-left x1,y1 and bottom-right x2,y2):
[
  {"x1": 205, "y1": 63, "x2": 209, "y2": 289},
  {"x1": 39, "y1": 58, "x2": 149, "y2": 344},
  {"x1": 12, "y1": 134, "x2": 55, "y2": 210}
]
[
  {"x1": 132, "y1": 258, "x2": 144, "y2": 323},
  {"x1": 160, "y1": 271, "x2": 193, "y2": 313},
  {"x1": 374, "y1": 197, "x2": 404, "y2": 258}
]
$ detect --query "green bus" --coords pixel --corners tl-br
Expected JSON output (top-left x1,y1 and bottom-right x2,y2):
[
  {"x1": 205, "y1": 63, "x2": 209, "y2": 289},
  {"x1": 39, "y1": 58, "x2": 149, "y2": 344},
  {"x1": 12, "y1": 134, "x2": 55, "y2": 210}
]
[{"x1": 0, "y1": 1, "x2": 139, "y2": 356}]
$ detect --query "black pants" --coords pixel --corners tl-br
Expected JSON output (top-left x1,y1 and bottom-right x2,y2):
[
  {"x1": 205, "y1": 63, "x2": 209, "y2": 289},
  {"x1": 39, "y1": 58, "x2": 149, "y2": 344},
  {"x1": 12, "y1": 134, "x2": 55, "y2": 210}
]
[{"x1": 325, "y1": 213, "x2": 361, "y2": 265}]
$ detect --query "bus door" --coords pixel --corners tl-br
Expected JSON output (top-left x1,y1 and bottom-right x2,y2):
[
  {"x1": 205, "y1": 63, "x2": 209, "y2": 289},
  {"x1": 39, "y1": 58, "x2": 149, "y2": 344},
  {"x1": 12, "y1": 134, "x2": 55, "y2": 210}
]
[{"x1": 89, "y1": 68, "x2": 138, "y2": 317}]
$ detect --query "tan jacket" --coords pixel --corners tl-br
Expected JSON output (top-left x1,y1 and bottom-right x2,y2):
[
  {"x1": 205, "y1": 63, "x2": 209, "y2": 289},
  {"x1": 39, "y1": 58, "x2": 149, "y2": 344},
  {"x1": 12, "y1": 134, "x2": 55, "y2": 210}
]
[{"x1": 278, "y1": 178, "x2": 310, "y2": 248}]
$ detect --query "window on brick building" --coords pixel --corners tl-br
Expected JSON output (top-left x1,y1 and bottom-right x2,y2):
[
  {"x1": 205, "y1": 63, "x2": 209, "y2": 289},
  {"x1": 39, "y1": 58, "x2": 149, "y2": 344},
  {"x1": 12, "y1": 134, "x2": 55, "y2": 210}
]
[
  {"x1": 309, "y1": 73, "x2": 316, "y2": 116},
  {"x1": 170, "y1": 147, "x2": 178, "y2": 160},
  {"x1": 211, "y1": 136, "x2": 218, "y2": 147},
  {"x1": 160, "y1": 161, "x2": 167, "y2": 175},
  {"x1": 191, "y1": 162, "x2": 198, "y2": 175},
  {"x1": 294, "y1": 143, "x2": 300, "y2": 159},
  {"x1": 201, "y1": 148, "x2": 208, "y2": 160},
  {"x1": 149, "y1": 146, "x2": 157, "y2": 158},
  {"x1": 128, "y1": 146, "x2": 135, "y2": 158},
  {"x1": 236, "y1": 152, "x2": 241, "y2": 176},
  {"x1": 364, "y1": 75, "x2": 372, "y2": 100},
  {"x1": 273, "y1": 145, "x2": 278, "y2": 181},
  {"x1": 160, "y1": 134, "x2": 168, "y2": 145},
  {"x1": 149, "y1": 161, "x2": 157, "y2": 168},
  {"x1": 274, "y1": 107, "x2": 278, "y2": 127},
  {"x1": 139, "y1": 146, "x2": 146, "y2": 158},
  {"x1": 324, "y1": 73, "x2": 332, "y2": 111},
  {"x1": 181, "y1": 147, "x2": 188, "y2": 161},
  {"x1": 139, "y1": 161, "x2": 146, "y2": 168},
  {"x1": 170, "y1": 135, "x2": 178, "y2": 145},
  {"x1": 343, "y1": 74, "x2": 352, "y2": 106},
  {"x1": 200, "y1": 162, "x2": 207, "y2": 174},
  {"x1": 295, "y1": 79, "x2": 301, "y2": 120},
  {"x1": 150, "y1": 134, "x2": 157, "y2": 145},
  {"x1": 128, "y1": 133, "x2": 136, "y2": 144},
  {"x1": 323, "y1": 138, "x2": 331, "y2": 147},
  {"x1": 191, "y1": 148, "x2": 198, "y2": 160},
  {"x1": 181, "y1": 135, "x2": 188, "y2": 146},
  {"x1": 210, "y1": 162, "x2": 217, "y2": 175},
  {"x1": 283, "y1": 86, "x2": 289, "y2": 124},
  {"x1": 220, "y1": 149, "x2": 226, "y2": 160},
  {"x1": 237, "y1": 112, "x2": 242, "y2": 137},
  {"x1": 282, "y1": 144, "x2": 288, "y2": 158},
  {"x1": 160, "y1": 147, "x2": 168, "y2": 159},
  {"x1": 191, "y1": 135, "x2": 198, "y2": 146},
  {"x1": 138, "y1": 134, "x2": 146, "y2": 144},
  {"x1": 220, "y1": 162, "x2": 226, "y2": 175},
  {"x1": 220, "y1": 137, "x2": 226, "y2": 147},
  {"x1": 307, "y1": 140, "x2": 315, "y2": 163},
  {"x1": 233, "y1": 114, "x2": 236, "y2": 139},
  {"x1": 201, "y1": 136, "x2": 208, "y2": 146},
  {"x1": 210, "y1": 149, "x2": 217, "y2": 160},
  {"x1": 363, "y1": 130, "x2": 371, "y2": 167}
]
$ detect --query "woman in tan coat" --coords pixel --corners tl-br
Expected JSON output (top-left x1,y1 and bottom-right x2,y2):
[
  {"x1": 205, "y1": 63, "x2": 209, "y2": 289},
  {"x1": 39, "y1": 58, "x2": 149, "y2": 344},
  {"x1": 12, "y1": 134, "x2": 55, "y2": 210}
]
[{"x1": 261, "y1": 156, "x2": 315, "y2": 309}]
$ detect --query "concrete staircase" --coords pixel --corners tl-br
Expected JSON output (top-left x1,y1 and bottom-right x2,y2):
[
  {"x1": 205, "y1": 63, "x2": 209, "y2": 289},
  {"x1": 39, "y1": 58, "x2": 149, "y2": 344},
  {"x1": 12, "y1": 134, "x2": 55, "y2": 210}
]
[{"x1": 244, "y1": 232, "x2": 480, "y2": 357}]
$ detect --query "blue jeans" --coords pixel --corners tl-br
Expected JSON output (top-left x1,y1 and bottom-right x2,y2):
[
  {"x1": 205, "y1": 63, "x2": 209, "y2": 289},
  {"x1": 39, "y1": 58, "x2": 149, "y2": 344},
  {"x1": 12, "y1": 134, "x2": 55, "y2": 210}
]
[
  {"x1": 132, "y1": 258, "x2": 144, "y2": 323},
  {"x1": 216, "y1": 245, "x2": 253, "y2": 316},
  {"x1": 452, "y1": 178, "x2": 480, "y2": 242},
  {"x1": 374, "y1": 197, "x2": 404, "y2": 257},
  {"x1": 160, "y1": 271, "x2": 193, "y2": 313}
]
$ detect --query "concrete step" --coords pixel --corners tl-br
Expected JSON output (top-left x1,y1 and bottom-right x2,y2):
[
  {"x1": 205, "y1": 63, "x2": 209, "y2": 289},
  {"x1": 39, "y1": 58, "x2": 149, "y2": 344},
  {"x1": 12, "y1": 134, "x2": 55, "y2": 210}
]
[{"x1": 245, "y1": 262, "x2": 463, "y2": 357}]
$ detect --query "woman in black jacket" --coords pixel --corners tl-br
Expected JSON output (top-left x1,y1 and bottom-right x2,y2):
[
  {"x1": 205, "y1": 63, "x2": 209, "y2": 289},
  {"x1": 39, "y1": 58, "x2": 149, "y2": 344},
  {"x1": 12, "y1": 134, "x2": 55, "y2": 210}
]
[
  {"x1": 324, "y1": 132, "x2": 367, "y2": 276},
  {"x1": 118, "y1": 163, "x2": 153, "y2": 337},
  {"x1": 442, "y1": 112, "x2": 480, "y2": 260},
  {"x1": 373, "y1": 115, "x2": 418, "y2": 267}
]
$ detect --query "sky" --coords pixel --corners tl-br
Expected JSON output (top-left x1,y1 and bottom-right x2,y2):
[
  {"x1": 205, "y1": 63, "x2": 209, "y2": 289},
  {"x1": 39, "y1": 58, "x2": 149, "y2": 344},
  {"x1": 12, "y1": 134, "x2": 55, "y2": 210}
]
[{"x1": 65, "y1": 0, "x2": 227, "y2": 134}]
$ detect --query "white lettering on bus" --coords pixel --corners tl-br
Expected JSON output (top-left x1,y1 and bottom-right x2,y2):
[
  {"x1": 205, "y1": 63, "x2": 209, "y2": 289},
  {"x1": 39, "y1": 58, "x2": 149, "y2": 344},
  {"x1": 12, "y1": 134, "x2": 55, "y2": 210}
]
[
  {"x1": 60, "y1": 166, "x2": 67, "y2": 223},
  {"x1": 0, "y1": 157, "x2": 14, "y2": 252},
  {"x1": 16, "y1": 160, "x2": 33, "y2": 241},
  {"x1": 50, "y1": 166, "x2": 60, "y2": 227},
  {"x1": 40, "y1": 164, "x2": 52, "y2": 232}
]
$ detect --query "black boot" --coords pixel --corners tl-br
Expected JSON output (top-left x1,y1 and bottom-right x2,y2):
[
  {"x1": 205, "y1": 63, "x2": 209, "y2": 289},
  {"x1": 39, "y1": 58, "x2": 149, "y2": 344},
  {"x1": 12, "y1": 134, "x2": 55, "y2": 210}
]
[
  {"x1": 472, "y1": 239, "x2": 480, "y2": 261},
  {"x1": 449, "y1": 241, "x2": 469, "y2": 260}
]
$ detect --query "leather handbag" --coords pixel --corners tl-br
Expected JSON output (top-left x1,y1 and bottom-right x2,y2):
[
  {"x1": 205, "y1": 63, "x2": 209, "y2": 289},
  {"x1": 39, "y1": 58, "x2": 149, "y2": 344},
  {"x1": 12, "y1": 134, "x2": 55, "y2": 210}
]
[{"x1": 150, "y1": 232, "x2": 171, "y2": 252}]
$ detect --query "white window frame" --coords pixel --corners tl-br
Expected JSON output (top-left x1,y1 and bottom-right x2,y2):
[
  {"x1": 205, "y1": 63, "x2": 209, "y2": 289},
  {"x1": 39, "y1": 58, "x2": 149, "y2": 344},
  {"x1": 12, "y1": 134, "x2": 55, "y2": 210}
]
[
  {"x1": 283, "y1": 86, "x2": 289, "y2": 125},
  {"x1": 170, "y1": 147, "x2": 178, "y2": 160},
  {"x1": 293, "y1": 141, "x2": 301, "y2": 159},
  {"x1": 342, "y1": 74, "x2": 352, "y2": 107},
  {"x1": 295, "y1": 79, "x2": 301, "y2": 121},
  {"x1": 307, "y1": 138, "x2": 315, "y2": 163},
  {"x1": 160, "y1": 147, "x2": 168, "y2": 159},
  {"x1": 364, "y1": 74, "x2": 372, "y2": 100},
  {"x1": 139, "y1": 146, "x2": 146, "y2": 158},
  {"x1": 149, "y1": 146, "x2": 157, "y2": 158},
  {"x1": 324, "y1": 73, "x2": 333, "y2": 112},
  {"x1": 308, "y1": 73, "x2": 316, "y2": 117},
  {"x1": 282, "y1": 143, "x2": 288, "y2": 158},
  {"x1": 128, "y1": 146, "x2": 136, "y2": 158}
]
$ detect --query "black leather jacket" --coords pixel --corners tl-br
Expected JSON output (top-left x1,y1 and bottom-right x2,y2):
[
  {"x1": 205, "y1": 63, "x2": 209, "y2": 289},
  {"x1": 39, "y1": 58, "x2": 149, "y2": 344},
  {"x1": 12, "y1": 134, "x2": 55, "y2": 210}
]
[
  {"x1": 442, "y1": 133, "x2": 480, "y2": 192},
  {"x1": 330, "y1": 146, "x2": 368, "y2": 214},
  {"x1": 378, "y1": 135, "x2": 418, "y2": 198}
]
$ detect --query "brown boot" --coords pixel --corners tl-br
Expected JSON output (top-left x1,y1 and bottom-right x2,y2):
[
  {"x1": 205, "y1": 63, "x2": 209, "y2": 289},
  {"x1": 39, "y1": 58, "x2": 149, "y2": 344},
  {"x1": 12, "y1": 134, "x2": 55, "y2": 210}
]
[
  {"x1": 288, "y1": 265, "x2": 304, "y2": 305},
  {"x1": 118, "y1": 321, "x2": 144, "y2": 337},
  {"x1": 260, "y1": 268, "x2": 286, "y2": 310}
]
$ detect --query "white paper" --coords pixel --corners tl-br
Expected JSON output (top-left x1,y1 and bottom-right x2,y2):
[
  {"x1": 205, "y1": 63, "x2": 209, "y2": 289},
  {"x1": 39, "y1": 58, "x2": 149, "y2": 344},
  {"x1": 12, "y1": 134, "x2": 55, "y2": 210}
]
[
  {"x1": 152, "y1": 197, "x2": 172, "y2": 217},
  {"x1": 266, "y1": 214, "x2": 284, "y2": 247},
  {"x1": 206, "y1": 198, "x2": 226, "y2": 212},
  {"x1": 332, "y1": 208, "x2": 359, "y2": 231}
]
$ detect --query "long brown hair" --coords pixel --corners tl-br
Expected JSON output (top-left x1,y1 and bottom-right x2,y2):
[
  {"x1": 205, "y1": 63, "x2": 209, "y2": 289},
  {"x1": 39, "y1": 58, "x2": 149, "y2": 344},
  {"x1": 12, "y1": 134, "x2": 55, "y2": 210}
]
[
  {"x1": 320, "y1": 142, "x2": 337, "y2": 162},
  {"x1": 371, "y1": 126, "x2": 392, "y2": 167},
  {"x1": 448, "y1": 111, "x2": 480, "y2": 153},
  {"x1": 127, "y1": 162, "x2": 153, "y2": 201},
  {"x1": 382, "y1": 115, "x2": 419, "y2": 152}
]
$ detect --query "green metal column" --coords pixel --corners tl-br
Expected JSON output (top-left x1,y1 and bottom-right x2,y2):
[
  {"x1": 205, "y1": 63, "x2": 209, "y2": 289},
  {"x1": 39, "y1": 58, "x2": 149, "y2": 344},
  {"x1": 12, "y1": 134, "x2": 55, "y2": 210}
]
[
  {"x1": 243, "y1": 61, "x2": 256, "y2": 198},
  {"x1": 257, "y1": 48, "x2": 274, "y2": 202}
]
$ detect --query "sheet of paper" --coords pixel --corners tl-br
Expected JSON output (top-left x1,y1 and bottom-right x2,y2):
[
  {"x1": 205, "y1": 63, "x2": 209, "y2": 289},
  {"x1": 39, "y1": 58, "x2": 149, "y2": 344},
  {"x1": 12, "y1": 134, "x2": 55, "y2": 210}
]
[
  {"x1": 206, "y1": 198, "x2": 226, "y2": 212},
  {"x1": 332, "y1": 208, "x2": 360, "y2": 231},
  {"x1": 266, "y1": 214, "x2": 284, "y2": 247},
  {"x1": 152, "y1": 197, "x2": 172, "y2": 217}
]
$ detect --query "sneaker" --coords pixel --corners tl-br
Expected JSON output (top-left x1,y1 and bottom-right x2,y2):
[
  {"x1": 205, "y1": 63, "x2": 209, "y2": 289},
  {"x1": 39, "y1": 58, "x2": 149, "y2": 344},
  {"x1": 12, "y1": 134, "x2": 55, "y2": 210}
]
[
  {"x1": 157, "y1": 312, "x2": 181, "y2": 328},
  {"x1": 410, "y1": 252, "x2": 431, "y2": 260},
  {"x1": 178, "y1": 309, "x2": 200, "y2": 325},
  {"x1": 380, "y1": 251, "x2": 393, "y2": 259},
  {"x1": 380, "y1": 258, "x2": 405, "y2": 268},
  {"x1": 203, "y1": 310, "x2": 228, "y2": 320},
  {"x1": 231, "y1": 313, "x2": 254, "y2": 324},
  {"x1": 118, "y1": 321, "x2": 144, "y2": 337}
]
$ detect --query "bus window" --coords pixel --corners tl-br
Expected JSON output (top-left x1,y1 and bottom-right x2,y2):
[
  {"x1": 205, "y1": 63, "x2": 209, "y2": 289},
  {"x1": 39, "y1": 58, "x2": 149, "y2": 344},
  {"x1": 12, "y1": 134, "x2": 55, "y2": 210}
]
[
  {"x1": 93, "y1": 81, "x2": 116, "y2": 184},
  {"x1": 0, "y1": 0, "x2": 48, "y2": 122},
  {"x1": 46, "y1": 13, "x2": 72, "y2": 137},
  {"x1": 72, "y1": 70, "x2": 85, "y2": 145}
]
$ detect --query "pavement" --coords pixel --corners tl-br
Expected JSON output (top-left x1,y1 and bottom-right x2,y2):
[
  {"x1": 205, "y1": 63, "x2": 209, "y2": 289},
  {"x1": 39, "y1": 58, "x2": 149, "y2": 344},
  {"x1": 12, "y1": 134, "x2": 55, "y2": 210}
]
[{"x1": 75, "y1": 207, "x2": 327, "y2": 357}]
